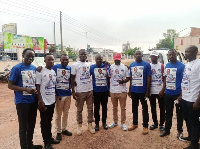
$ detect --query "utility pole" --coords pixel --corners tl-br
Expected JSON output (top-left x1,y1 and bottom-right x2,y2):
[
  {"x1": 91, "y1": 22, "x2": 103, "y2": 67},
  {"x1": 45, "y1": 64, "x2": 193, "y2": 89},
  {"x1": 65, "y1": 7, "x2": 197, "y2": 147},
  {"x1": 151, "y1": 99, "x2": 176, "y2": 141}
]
[
  {"x1": 172, "y1": 28, "x2": 187, "y2": 49},
  {"x1": 53, "y1": 22, "x2": 56, "y2": 44},
  {"x1": 60, "y1": 11, "x2": 63, "y2": 54}
]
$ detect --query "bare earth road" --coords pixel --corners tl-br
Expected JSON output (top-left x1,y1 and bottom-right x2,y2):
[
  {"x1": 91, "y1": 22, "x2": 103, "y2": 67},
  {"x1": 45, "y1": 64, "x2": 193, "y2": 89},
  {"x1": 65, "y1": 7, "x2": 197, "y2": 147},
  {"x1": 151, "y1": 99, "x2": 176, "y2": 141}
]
[{"x1": 0, "y1": 83, "x2": 190, "y2": 149}]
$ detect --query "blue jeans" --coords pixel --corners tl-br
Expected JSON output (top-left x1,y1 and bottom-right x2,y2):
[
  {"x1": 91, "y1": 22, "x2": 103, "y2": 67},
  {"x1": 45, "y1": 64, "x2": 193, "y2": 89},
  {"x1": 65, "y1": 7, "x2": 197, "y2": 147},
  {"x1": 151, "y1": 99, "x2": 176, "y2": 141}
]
[{"x1": 16, "y1": 102, "x2": 38, "y2": 149}]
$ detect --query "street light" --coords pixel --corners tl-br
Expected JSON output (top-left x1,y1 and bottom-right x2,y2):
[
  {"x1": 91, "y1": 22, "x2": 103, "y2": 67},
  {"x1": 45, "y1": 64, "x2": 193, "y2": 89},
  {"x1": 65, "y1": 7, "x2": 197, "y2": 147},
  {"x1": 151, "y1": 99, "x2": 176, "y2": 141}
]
[{"x1": 172, "y1": 28, "x2": 187, "y2": 49}]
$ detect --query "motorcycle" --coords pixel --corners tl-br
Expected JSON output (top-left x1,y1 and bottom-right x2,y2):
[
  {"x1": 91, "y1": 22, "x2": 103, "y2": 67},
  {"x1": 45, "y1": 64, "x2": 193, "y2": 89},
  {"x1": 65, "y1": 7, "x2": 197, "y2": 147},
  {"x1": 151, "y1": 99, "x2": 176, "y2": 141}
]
[{"x1": 0, "y1": 63, "x2": 11, "y2": 83}]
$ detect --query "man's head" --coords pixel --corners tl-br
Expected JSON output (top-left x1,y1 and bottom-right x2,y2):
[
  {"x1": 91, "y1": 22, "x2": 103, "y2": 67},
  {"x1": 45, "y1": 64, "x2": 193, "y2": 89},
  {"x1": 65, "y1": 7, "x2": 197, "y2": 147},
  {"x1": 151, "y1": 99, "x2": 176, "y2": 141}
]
[
  {"x1": 79, "y1": 49, "x2": 87, "y2": 62},
  {"x1": 62, "y1": 70, "x2": 66, "y2": 76},
  {"x1": 98, "y1": 68, "x2": 102, "y2": 74},
  {"x1": 49, "y1": 74, "x2": 52, "y2": 80},
  {"x1": 44, "y1": 53, "x2": 54, "y2": 68},
  {"x1": 134, "y1": 50, "x2": 143, "y2": 62},
  {"x1": 185, "y1": 45, "x2": 198, "y2": 61},
  {"x1": 60, "y1": 54, "x2": 69, "y2": 67},
  {"x1": 115, "y1": 69, "x2": 119, "y2": 74},
  {"x1": 114, "y1": 53, "x2": 121, "y2": 65},
  {"x1": 150, "y1": 50, "x2": 159, "y2": 64},
  {"x1": 95, "y1": 53, "x2": 103, "y2": 66},
  {"x1": 27, "y1": 71, "x2": 32, "y2": 78},
  {"x1": 22, "y1": 48, "x2": 35, "y2": 65},
  {"x1": 168, "y1": 49, "x2": 177, "y2": 63}
]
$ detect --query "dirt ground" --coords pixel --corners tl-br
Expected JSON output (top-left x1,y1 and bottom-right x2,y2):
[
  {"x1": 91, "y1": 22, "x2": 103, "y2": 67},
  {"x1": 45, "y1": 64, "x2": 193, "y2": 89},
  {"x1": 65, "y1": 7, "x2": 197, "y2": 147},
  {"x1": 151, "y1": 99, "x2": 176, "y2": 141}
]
[{"x1": 0, "y1": 82, "x2": 190, "y2": 149}]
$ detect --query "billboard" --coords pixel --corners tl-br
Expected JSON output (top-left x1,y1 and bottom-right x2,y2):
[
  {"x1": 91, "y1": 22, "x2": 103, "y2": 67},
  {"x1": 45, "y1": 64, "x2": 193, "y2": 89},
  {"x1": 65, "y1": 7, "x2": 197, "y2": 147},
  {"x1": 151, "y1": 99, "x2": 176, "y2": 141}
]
[
  {"x1": 3, "y1": 32, "x2": 44, "y2": 53},
  {"x1": 2, "y1": 23, "x2": 17, "y2": 34}
]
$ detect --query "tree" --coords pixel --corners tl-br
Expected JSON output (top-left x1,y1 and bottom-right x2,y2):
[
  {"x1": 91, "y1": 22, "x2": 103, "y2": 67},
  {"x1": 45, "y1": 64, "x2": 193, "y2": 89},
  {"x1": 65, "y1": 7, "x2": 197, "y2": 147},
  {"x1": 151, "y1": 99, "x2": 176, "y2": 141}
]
[
  {"x1": 156, "y1": 29, "x2": 179, "y2": 49},
  {"x1": 66, "y1": 47, "x2": 78, "y2": 61},
  {"x1": 124, "y1": 47, "x2": 140, "y2": 56}
]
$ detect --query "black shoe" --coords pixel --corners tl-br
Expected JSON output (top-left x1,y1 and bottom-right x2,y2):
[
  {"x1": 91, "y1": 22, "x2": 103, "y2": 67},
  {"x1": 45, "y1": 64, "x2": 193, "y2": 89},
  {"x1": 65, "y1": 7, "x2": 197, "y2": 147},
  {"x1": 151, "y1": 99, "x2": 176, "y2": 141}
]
[
  {"x1": 45, "y1": 143, "x2": 54, "y2": 149},
  {"x1": 103, "y1": 123, "x2": 108, "y2": 130},
  {"x1": 50, "y1": 138, "x2": 60, "y2": 144},
  {"x1": 56, "y1": 133, "x2": 62, "y2": 141},
  {"x1": 160, "y1": 130, "x2": 170, "y2": 137},
  {"x1": 179, "y1": 136, "x2": 191, "y2": 142},
  {"x1": 95, "y1": 124, "x2": 99, "y2": 131},
  {"x1": 62, "y1": 130, "x2": 72, "y2": 136},
  {"x1": 183, "y1": 144, "x2": 199, "y2": 149},
  {"x1": 28, "y1": 144, "x2": 43, "y2": 149},
  {"x1": 149, "y1": 124, "x2": 158, "y2": 130},
  {"x1": 159, "y1": 126, "x2": 165, "y2": 131}
]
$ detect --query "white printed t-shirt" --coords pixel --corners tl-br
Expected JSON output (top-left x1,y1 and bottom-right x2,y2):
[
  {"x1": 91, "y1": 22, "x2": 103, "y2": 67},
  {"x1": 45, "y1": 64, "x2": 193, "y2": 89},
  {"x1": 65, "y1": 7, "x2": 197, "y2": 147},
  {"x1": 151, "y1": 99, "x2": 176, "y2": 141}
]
[
  {"x1": 150, "y1": 62, "x2": 163, "y2": 94},
  {"x1": 36, "y1": 67, "x2": 56, "y2": 105},
  {"x1": 109, "y1": 63, "x2": 129, "y2": 93},
  {"x1": 182, "y1": 59, "x2": 200, "y2": 102},
  {"x1": 71, "y1": 61, "x2": 93, "y2": 93}
]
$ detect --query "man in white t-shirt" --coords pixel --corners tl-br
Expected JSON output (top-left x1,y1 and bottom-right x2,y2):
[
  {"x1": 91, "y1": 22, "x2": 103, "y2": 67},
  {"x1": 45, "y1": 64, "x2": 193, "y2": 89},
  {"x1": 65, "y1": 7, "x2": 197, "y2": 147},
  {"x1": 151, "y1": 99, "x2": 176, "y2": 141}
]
[
  {"x1": 149, "y1": 51, "x2": 165, "y2": 131},
  {"x1": 36, "y1": 53, "x2": 60, "y2": 149},
  {"x1": 71, "y1": 49, "x2": 95, "y2": 135},
  {"x1": 181, "y1": 45, "x2": 200, "y2": 149},
  {"x1": 108, "y1": 53, "x2": 130, "y2": 131}
]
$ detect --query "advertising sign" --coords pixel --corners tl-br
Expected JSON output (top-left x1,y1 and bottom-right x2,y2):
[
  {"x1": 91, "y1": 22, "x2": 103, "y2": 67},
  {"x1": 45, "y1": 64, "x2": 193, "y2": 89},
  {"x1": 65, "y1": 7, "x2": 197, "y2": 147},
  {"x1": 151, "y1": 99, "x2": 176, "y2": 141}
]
[{"x1": 2, "y1": 23, "x2": 17, "y2": 34}]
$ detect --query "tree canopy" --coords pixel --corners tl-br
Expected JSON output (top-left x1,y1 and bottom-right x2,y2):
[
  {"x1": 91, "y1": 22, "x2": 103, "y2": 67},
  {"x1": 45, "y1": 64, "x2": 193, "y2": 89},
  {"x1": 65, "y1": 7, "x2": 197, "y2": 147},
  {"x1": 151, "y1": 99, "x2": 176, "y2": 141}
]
[
  {"x1": 156, "y1": 29, "x2": 179, "y2": 49},
  {"x1": 124, "y1": 47, "x2": 140, "y2": 56}
]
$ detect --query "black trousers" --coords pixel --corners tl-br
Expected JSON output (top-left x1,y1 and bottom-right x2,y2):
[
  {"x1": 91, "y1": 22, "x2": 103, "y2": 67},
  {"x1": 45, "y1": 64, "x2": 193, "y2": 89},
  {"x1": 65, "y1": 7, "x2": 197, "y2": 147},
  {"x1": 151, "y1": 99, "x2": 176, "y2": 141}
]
[
  {"x1": 164, "y1": 93, "x2": 183, "y2": 132},
  {"x1": 131, "y1": 92, "x2": 149, "y2": 128},
  {"x1": 40, "y1": 103, "x2": 55, "y2": 145},
  {"x1": 16, "y1": 102, "x2": 38, "y2": 149},
  {"x1": 93, "y1": 91, "x2": 108, "y2": 124},
  {"x1": 182, "y1": 99, "x2": 200, "y2": 147},
  {"x1": 149, "y1": 94, "x2": 165, "y2": 126}
]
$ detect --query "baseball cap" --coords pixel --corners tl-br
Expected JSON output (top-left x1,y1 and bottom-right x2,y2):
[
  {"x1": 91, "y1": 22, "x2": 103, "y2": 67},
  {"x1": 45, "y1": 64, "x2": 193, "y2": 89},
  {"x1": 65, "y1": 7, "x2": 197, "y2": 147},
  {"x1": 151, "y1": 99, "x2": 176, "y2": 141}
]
[
  {"x1": 113, "y1": 53, "x2": 122, "y2": 60},
  {"x1": 150, "y1": 50, "x2": 159, "y2": 56}
]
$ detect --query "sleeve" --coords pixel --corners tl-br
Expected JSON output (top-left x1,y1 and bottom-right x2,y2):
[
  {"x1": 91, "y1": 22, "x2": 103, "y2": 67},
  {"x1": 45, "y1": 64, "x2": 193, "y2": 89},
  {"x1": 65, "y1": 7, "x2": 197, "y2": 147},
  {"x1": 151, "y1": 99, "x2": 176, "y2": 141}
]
[
  {"x1": 9, "y1": 66, "x2": 19, "y2": 82},
  {"x1": 71, "y1": 64, "x2": 76, "y2": 75},
  {"x1": 147, "y1": 63, "x2": 152, "y2": 76},
  {"x1": 52, "y1": 65, "x2": 57, "y2": 75},
  {"x1": 163, "y1": 65, "x2": 167, "y2": 76},
  {"x1": 36, "y1": 71, "x2": 42, "y2": 85}
]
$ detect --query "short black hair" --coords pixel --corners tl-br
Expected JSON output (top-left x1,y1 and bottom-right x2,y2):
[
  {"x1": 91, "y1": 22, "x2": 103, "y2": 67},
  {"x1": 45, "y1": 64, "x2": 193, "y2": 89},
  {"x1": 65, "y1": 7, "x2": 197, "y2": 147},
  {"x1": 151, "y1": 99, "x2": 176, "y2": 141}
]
[
  {"x1": 188, "y1": 45, "x2": 198, "y2": 52},
  {"x1": 168, "y1": 49, "x2": 177, "y2": 54},
  {"x1": 22, "y1": 48, "x2": 35, "y2": 56},
  {"x1": 44, "y1": 53, "x2": 53, "y2": 58},
  {"x1": 61, "y1": 54, "x2": 68, "y2": 57},
  {"x1": 79, "y1": 49, "x2": 86, "y2": 53}
]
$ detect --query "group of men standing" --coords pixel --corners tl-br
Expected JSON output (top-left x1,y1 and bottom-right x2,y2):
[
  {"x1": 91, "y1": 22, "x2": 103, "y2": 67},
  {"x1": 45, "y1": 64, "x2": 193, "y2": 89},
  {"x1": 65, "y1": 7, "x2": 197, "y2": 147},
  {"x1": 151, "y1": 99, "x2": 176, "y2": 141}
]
[{"x1": 8, "y1": 45, "x2": 200, "y2": 149}]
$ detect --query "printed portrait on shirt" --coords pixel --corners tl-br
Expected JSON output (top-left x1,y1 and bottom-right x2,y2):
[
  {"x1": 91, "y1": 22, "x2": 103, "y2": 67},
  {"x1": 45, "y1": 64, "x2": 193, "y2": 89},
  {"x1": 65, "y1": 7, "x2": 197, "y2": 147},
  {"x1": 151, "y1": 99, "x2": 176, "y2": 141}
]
[
  {"x1": 166, "y1": 68, "x2": 175, "y2": 81},
  {"x1": 166, "y1": 68, "x2": 177, "y2": 90},
  {"x1": 56, "y1": 69, "x2": 70, "y2": 90},
  {"x1": 48, "y1": 74, "x2": 55, "y2": 86},
  {"x1": 132, "y1": 66, "x2": 143, "y2": 78},
  {"x1": 94, "y1": 68, "x2": 107, "y2": 86},
  {"x1": 81, "y1": 66, "x2": 90, "y2": 77},
  {"x1": 152, "y1": 68, "x2": 162, "y2": 79}
]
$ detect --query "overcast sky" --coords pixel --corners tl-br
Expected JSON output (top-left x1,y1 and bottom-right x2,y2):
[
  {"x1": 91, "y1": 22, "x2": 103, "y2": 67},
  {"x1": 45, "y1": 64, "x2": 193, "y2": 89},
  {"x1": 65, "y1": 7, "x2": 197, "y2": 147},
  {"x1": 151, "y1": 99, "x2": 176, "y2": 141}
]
[{"x1": 0, "y1": 0, "x2": 200, "y2": 52}]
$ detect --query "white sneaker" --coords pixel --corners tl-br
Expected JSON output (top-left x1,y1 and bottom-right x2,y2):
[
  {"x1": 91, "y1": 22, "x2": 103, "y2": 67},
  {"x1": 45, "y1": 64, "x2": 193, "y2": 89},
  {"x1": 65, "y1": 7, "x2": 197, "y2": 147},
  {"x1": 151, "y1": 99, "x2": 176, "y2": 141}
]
[
  {"x1": 109, "y1": 122, "x2": 118, "y2": 128},
  {"x1": 121, "y1": 124, "x2": 128, "y2": 131}
]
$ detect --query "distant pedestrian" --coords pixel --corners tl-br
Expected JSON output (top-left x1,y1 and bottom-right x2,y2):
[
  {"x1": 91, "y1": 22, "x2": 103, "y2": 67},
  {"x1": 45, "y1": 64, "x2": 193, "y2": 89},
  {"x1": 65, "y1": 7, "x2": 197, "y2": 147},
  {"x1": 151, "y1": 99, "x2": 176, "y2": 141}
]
[
  {"x1": 128, "y1": 50, "x2": 151, "y2": 135},
  {"x1": 108, "y1": 53, "x2": 130, "y2": 131},
  {"x1": 71, "y1": 49, "x2": 95, "y2": 135},
  {"x1": 36, "y1": 53, "x2": 60, "y2": 149},
  {"x1": 8, "y1": 48, "x2": 42, "y2": 149},
  {"x1": 90, "y1": 54, "x2": 109, "y2": 131}
]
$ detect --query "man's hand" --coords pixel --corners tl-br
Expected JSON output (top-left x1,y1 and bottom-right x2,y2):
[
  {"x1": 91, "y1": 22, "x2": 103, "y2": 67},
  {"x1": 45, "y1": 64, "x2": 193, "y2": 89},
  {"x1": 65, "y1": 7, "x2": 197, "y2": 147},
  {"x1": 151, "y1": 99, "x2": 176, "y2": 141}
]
[
  {"x1": 158, "y1": 90, "x2": 164, "y2": 98},
  {"x1": 26, "y1": 88, "x2": 38, "y2": 94},
  {"x1": 193, "y1": 102, "x2": 200, "y2": 110},
  {"x1": 128, "y1": 90, "x2": 131, "y2": 98},
  {"x1": 38, "y1": 101, "x2": 47, "y2": 112},
  {"x1": 177, "y1": 95, "x2": 182, "y2": 104},
  {"x1": 72, "y1": 92, "x2": 77, "y2": 100},
  {"x1": 117, "y1": 80, "x2": 124, "y2": 84},
  {"x1": 145, "y1": 91, "x2": 150, "y2": 98},
  {"x1": 36, "y1": 66, "x2": 43, "y2": 72}
]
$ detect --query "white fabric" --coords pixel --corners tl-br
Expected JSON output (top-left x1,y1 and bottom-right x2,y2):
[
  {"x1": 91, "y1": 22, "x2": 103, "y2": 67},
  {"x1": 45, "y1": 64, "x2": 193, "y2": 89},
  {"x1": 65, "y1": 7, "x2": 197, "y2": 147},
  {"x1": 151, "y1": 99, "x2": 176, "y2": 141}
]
[
  {"x1": 182, "y1": 59, "x2": 200, "y2": 102},
  {"x1": 71, "y1": 61, "x2": 93, "y2": 92},
  {"x1": 150, "y1": 63, "x2": 163, "y2": 94},
  {"x1": 109, "y1": 63, "x2": 129, "y2": 93},
  {"x1": 164, "y1": 68, "x2": 177, "y2": 90},
  {"x1": 36, "y1": 67, "x2": 56, "y2": 105}
]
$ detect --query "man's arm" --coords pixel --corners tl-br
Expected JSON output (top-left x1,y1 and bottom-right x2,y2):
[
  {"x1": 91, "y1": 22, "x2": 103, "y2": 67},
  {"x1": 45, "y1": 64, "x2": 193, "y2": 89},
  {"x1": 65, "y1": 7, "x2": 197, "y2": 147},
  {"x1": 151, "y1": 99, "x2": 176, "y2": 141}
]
[
  {"x1": 71, "y1": 74, "x2": 77, "y2": 100},
  {"x1": 128, "y1": 76, "x2": 132, "y2": 98},
  {"x1": 8, "y1": 80, "x2": 37, "y2": 94},
  {"x1": 145, "y1": 75, "x2": 151, "y2": 98},
  {"x1": 193, "y1": 91, "x2": 200, "y2": 110},
  {"x1": 36, "y1": 84, "x2": 46, "y2": 112},
  {"x1": 159, "y1": 76, "x2": 166, "y2": 98}
]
